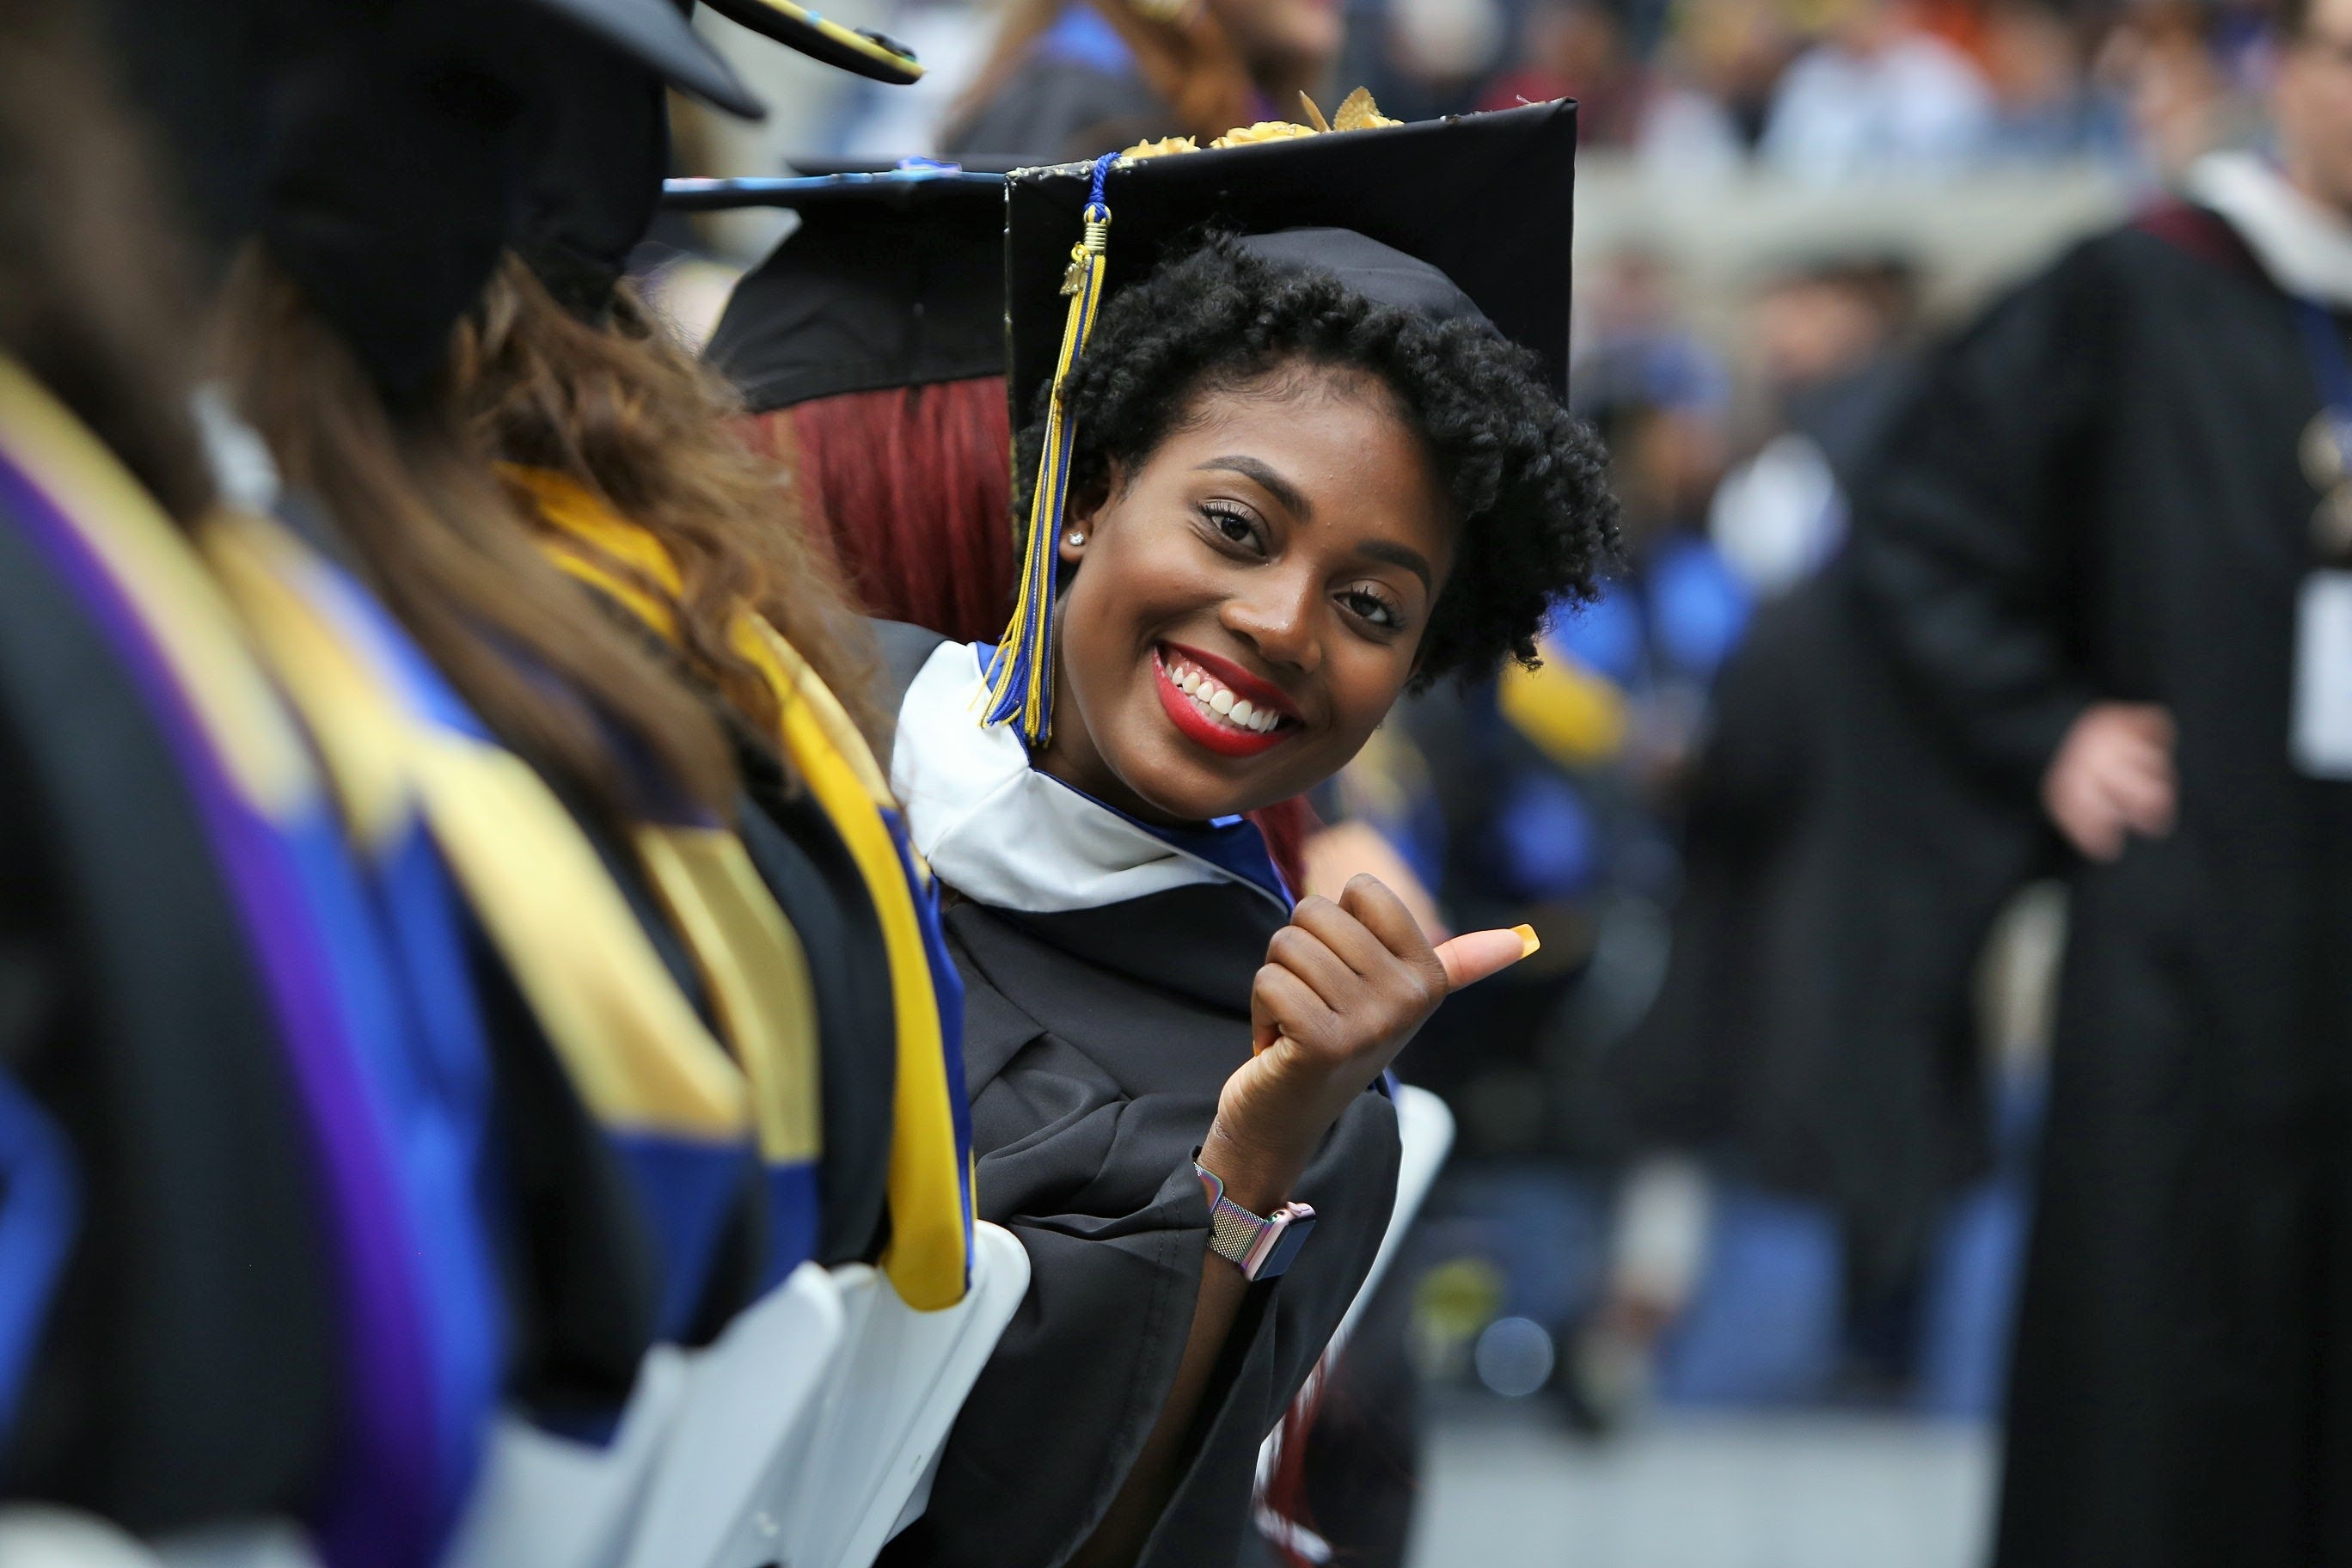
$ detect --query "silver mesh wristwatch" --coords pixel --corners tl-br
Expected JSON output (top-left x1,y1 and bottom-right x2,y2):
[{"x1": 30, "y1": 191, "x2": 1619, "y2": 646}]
[{"x1": 1192, "y1": 1153, "x2": 1317, "y2": 1282}]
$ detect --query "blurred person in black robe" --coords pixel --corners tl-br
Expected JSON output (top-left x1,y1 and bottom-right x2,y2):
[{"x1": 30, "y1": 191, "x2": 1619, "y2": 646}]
[
  {"x1": 1609, "y1": 250, "x2": 2004, "y2": 1306},
  {"x1": 1853, "y1": 0, "x2": 2352, "y2": 1553},
  {"x1": 1612, "y1": 555, "x2": 2037, "y2": 1301}
]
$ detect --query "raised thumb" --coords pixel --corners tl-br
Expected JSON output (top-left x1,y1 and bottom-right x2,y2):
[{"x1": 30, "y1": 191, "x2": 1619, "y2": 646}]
[{"x1": 1434, "y1": 925, "x2": 1539, "y2": 993}]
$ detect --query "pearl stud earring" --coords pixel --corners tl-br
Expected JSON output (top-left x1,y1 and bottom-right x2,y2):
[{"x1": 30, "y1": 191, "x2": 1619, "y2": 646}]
[{"x1": 1066, "y1": 530, "x2": 1086, "y2": 546}]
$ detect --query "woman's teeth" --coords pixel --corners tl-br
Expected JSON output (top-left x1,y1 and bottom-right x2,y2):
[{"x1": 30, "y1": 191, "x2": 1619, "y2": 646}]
[{"x1": 1164, "y1": 652, "x2": 1286, "y2": 733}]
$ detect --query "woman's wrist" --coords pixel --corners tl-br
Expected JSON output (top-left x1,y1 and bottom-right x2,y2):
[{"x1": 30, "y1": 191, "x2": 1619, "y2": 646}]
[{"x1": 1197, "y1": 1122, "x2": 1306, "y2": 1216}]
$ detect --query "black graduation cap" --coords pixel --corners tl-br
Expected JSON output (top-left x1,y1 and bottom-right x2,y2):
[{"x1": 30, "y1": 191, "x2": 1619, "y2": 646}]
[
  {"x1": 524, "y1": 0, "x2": 767, "y2": 116},
  {"x1": 515, "y1": 9, "x2": 925, "y2": 321},
  {"x1": 695, "y1": 0, "x2": 923, "y2": 85},
  {"x1": 1005, "y1": 100, "x2": 1578, "y2": 431},
  {"x1": 260, "y1": 0, "x2": 777, "y2": 406},
  {"x1": 983, "y1": 99, "x2": 1579, "y2": 748},
  {"x1": 91, "y1": 0, "x2": 755, "y2": 276},
  {"x1": 676, "y1": 160, "x2": 1018, "y2": 413}
]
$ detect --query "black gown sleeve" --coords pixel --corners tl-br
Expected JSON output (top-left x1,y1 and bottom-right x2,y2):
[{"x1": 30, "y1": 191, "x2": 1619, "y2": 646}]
[
  {"x1": 870, "y1": 618, "x2": 949, "y2": 713},
  {"x1": 1850, "y1": 240, "x2": 2116, "y2": 797},
  {"x1": 886, "y1": 940, "x2": 1399, "y2": 1568}
]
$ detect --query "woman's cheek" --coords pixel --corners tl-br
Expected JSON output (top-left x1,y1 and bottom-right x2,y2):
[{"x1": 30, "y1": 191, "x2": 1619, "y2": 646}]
[{"x1": 1323, "y1": 642, "x2": 1409, "y2": 730}]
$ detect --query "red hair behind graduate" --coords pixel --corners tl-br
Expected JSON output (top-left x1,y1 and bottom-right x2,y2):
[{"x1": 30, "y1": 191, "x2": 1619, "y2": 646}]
[
  {"x1": 745, "y1": 377, "x2": 1318, "y2": 895},
  {"x1": 747, "y1": 377, "x2": 1016, "y2": 649}
]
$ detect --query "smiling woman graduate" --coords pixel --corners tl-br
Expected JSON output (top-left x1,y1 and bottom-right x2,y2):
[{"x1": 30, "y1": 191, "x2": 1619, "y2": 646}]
[{"x1": 874, "y1": 101, "x2": 1615, "y2": 1568}]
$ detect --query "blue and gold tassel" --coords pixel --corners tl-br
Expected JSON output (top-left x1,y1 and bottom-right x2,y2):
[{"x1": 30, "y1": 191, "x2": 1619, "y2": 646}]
[{"x1": 983, "y1": 152, "x2": 1118, "y2": 748}]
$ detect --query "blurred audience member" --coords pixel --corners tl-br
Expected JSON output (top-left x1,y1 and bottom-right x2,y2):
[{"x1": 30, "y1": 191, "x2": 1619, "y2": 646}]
[
  {"x1": 1712, "y1": 254, "x2": 1920, "y2": 598},
  {"x1": 1403, "y1": 247, "x2": 1734, "y2": 954},
  {"x1": 1380, "y1": 0, "x2": 1510, "y2": 119},
  {"x1": 1577, "y1": 249, "x2": 1735, "y2": 444},
  {"x1": 1853, "y1": 0, "x2": 2352, "y2": 1552},
  {"x1": 1479, "y1": 0, "x2": 1648, "y2": 145},
  {"x1": 1638, "y1": 0, "x2": 1793, "y2": 175},
  {"x1": 1400, "y1": 251, "x2": 1736, "y2": 1147},
  {"x1": 1546, "y1": 249, "x2": 1741, "y2": 842},
  {"x1": 1390, "y1": 251, "x2": 1745, "y2": 1431},
  {"x1": 1761, "y1": 0, "x2": 1997, "y2": 180},
  {"x1": 1577, "y1": 251, "x2": 1734, "y2": 579},
  {"x1": 1980, "y1": 0, "x2": 2122, "y2": 162},
  {"x1": 2100, "y1": 0, "x2": 2268, "y2": 181},
  {"x1": 1604, "y1": 263, "x2": 2023, "y2": 1426},
  {"x1": 941, "y1": 0, "x2": 1341, "y2": 159}
]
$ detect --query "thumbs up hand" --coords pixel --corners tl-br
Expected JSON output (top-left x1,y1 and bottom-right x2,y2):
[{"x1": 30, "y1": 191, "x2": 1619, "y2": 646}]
[{"x1": 1200, "y1": 875, "x2": 1535, "y2": 1212}]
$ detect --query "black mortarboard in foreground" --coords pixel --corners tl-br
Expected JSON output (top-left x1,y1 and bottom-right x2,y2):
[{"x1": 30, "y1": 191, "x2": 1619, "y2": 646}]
[
  {"x1": 514, "y1": 11, "x2": 925, "y2": 320},
  {"x1": 95, "y1": 0, "x2": 762, "y2": 275},
  {"x1": 94, "y1": 0, "x2": 299, "y2": 269},
  {"x1": 1004, "y1": 100, "x2": 1578, "y2": 432},
  {"x1": 983, "y1": 98, "x2": 1578, "y2": 747},
  {"x1": 677, "y1": 161, "x2": 1018, "y2": 413},
  {"x1": 520, "y1": 0, "x2": 766, "y2": 115},
  {"x1": 695, "y1": 0, "x2": 923, "y2": 85},
  {"x1": 260, "y1": 0, "x2": 769, "y2": 405}
]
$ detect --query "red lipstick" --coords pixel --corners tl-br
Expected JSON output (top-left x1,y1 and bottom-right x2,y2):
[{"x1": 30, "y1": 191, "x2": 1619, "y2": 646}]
[
  {"x1": 1152, "y1": 644, "x2": 1301, "y2": 759},
  {"x1": 1162, "y1": 643, "x2": 1302, "y2": 720}
]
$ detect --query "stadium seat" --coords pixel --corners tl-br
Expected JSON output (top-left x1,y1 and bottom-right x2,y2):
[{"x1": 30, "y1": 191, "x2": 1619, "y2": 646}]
[
  {"x1": 446, "y1": 1263, "x2": 844, "y2": 1568},
  {"x1": 739, "y1": 1221, "x2": 1031, "y2": 1568},
  {"x1": 617, "y1": 1262, "x2": 852, "y2": 1568},
  {"x1": 0, "y1": 1508, "x2": 318, "y2": 1567},
  {"x1": 1335, "y1": 1084, "x2": 1456, "y2": 1358}
]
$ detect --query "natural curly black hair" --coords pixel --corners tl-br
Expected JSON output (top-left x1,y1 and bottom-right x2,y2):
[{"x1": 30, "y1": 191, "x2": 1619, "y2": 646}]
[{"x1": 1015, "y1": 232, "x2": 1620, "y2": 685}]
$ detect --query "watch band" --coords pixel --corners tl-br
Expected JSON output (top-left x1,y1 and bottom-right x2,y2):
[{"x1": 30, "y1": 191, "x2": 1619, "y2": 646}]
[{"x1": 1192, "y1": 1155, "x2": 1317, "y2": 1282}]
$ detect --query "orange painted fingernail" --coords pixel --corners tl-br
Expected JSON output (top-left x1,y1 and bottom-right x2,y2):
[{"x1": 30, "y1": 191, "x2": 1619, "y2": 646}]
[{"x1": 1513, "y1": 923, "x2": 1540, "y2": 959}]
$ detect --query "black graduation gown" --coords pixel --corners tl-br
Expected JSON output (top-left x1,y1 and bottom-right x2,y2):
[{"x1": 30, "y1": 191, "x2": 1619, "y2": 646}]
[
  {"x1": 1609, "y1": 559, "x2": 2039, "y2": 1287},
  {"x1": 1852, "y1": 203, "x2": 2352, "y2": 1567},
  {"x1": 881, "y1": 884, "x2": 1399, "y2": 1568}
]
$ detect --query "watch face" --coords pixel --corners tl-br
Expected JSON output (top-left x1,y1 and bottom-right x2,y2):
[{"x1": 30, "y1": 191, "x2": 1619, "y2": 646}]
[{"x1": 1257, "y1": 1213, "x2": 1317, "y2": 1280}]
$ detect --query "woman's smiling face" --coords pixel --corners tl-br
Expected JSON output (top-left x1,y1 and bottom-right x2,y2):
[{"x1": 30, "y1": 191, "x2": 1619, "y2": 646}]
[{"x1": 1037, "y1": 361, "x2": 1456, "y2": 824}]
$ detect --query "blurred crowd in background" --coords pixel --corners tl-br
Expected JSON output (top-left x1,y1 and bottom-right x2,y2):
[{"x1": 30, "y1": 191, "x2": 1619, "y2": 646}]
[
  {"x1": 798, "y1": 0, "x2": 2273, "y2": 181},
  {"x1": 1355, "y1": 0, "x2": 2266, "y2": 183}
]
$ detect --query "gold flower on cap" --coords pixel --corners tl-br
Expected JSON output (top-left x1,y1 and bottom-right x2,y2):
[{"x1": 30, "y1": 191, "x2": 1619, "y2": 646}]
[
  {"x1": 1332, "y1": 87, "x2": 1402, "y2": 131},
  {"x1": 1122, "y1": 89, "x2": 1403, "y2": 159},
  {"x1": 1209, "y1": 119, "x2": 1319, "y2": 148}
]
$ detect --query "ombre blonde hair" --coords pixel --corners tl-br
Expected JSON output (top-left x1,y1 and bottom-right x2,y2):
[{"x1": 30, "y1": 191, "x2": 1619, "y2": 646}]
[
  {"x1": 452, "y1": 254, "x2": 886, "y2": 766},
  {"x1": 217, "y1": 248, "x2": 744, "y2": 824}
]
